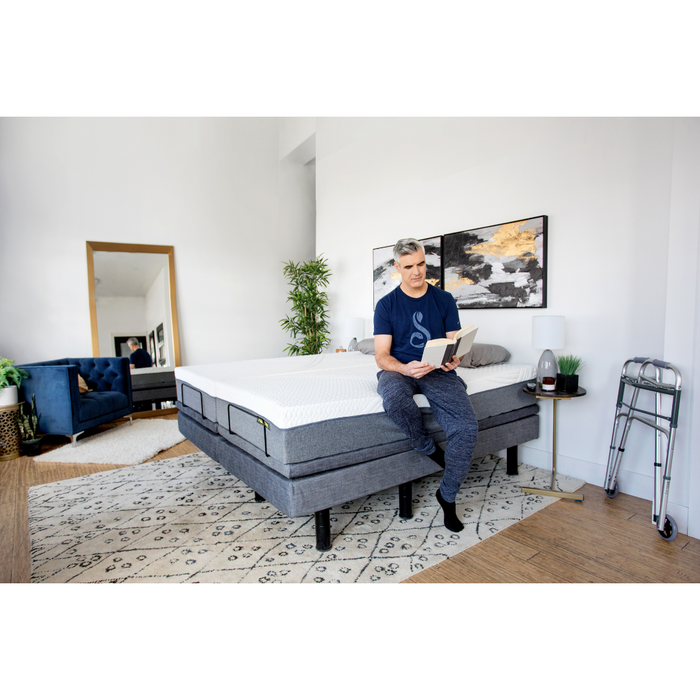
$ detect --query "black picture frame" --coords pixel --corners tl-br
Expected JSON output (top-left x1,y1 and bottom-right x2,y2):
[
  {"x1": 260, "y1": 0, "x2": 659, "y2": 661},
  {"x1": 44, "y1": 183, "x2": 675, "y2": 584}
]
[
  {"x1": 442, "y1": 215, "x2": 547, "y2": 309},
  {"x1": 156, "y1": 323, "x2": 164, "y2": 344},
  {"x1": 148, "y1": 331, "x2": 156, "y2": 363}
]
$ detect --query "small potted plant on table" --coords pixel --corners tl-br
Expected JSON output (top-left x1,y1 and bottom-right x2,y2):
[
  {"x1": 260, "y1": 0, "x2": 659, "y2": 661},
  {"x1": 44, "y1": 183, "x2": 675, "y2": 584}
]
[
  {"x1": 556, "y1": 354, "x2": 584, "y2": 393},
  {"x1": 18, "y1": 394, "x2": 43, "y2": 456},
  {"x1": 0, "y1": 357, "x2": 28, "y2": 407}
]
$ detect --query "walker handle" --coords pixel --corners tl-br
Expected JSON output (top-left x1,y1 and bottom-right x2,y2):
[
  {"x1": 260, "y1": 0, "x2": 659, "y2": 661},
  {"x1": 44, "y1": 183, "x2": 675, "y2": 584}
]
[
  {"x1": 652, "y1": 359, "x2": 671, "y2": 370},
  {"x1": 632, "y1": 357, "x2": 650, "y2": 364}
]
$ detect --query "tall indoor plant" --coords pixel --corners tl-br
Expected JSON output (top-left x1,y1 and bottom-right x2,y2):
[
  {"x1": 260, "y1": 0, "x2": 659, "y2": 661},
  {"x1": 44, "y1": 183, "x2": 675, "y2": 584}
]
[
  {"x1": 280, "y1": 256, "x2": 332, "y2": 356},
  {"x1": 0, "y1": 357, "x2": 28, "y2": 407}
]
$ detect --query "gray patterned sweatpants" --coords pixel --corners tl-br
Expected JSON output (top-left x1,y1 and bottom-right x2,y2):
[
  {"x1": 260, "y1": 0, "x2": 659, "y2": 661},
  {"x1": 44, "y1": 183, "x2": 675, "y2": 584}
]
[{"x1": 377, "y1": 369, "x2": 479, "y2": 502}]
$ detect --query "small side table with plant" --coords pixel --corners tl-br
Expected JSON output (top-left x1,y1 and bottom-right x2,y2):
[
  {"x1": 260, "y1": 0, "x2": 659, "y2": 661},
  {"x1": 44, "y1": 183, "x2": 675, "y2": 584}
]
[
  {"x1": 524, "y1": 351, "x2": 586, "y2": 502},
  {"x1": 0, "y1": 357, "x2": 29, "y2": 461}
]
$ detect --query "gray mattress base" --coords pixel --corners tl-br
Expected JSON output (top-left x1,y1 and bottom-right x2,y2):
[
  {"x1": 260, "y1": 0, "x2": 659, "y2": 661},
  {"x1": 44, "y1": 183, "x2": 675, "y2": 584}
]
[
  {"x1": 177, "y1": 401, "x2": 538, "y2": 479},
  {"x1": 132, "y1": 370, "x2": 176, "y2": 389},
  {"x1": 178, "y1": 410, "x2": 539, "y2": 519},
  {"x1": 176, "y1": 378, "x2": 537, "y2": 469}
]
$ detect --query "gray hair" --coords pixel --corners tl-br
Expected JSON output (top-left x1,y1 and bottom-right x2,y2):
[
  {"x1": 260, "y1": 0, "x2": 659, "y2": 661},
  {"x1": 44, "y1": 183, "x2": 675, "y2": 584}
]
[
  {"x1": 127, "y1": 337, "x2": 140, "y2": 347},
  {"x1": 393, "y1": 238, "x2": 424, "y2": 263}
]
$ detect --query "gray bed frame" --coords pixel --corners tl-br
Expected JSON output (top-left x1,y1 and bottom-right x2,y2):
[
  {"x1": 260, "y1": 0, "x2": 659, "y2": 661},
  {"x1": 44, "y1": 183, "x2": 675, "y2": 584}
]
[{"x1": 176, "y1": 376, "x2": 539, "y2": 551}]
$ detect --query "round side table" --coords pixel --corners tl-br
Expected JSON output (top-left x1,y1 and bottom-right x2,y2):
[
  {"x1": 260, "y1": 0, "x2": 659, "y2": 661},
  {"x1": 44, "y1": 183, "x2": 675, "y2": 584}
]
[
  {"x1": 0, "y1": 403, "x2": 21, "y2": 461},
  {"x1": 522, "y1": 385, "x2": 586, "y2": 502}
]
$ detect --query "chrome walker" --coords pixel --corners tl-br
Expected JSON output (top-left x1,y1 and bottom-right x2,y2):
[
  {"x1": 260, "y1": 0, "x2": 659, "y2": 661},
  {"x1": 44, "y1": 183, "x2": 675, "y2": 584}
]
[{"x1": 603, "y1": 357, "x2": 682, "y2": 541}]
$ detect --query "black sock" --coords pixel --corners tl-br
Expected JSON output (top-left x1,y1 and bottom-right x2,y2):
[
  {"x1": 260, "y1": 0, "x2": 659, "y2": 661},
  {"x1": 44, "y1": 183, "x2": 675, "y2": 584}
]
[
  {"x1": 428, "y1": 444, "x2": 445, "y2": 468},
  {"x1": 436, "y1": 488, "x2": 464, "y2": 532}
]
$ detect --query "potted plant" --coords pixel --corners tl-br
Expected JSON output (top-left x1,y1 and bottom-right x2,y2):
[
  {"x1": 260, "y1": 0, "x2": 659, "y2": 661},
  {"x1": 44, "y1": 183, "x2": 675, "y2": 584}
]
[
  {"x1": 556, "y1": 354, "x2": 585, "y2": 393},
  {"x1": 0, "y1": 357, "x2": 29, "y2": 407},
  {"x1": 18, "y1": 393, "x2": 43, "y2": 456},
  {"x1": 280, "y1": 256, "x2": 332, "y2": 356}
]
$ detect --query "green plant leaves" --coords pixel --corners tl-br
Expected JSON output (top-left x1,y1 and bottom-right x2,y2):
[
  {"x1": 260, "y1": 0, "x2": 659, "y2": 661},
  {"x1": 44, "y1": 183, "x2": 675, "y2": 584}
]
[
  {"x1": 280, "y1": 256, "x2": 332, "y2": 356},
  {"x1": 17, "y1": 393, "x2": 40, "y2": 440},
  {"x1": 557, "y1": 354, "x2": 584, "y2": 375},
  {"x1": 0, "y1": 357, "x2": 28, "y2": 389}
]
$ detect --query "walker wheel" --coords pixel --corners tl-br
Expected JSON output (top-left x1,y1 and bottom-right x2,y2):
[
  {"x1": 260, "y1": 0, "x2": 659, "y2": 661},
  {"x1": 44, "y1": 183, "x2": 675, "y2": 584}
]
[
  {"x1": 605, "y1": 482, "x2": 619, "y2": 499},
  {"x1": 658, "y1": 514, "x2": 678, "y2": 541}
]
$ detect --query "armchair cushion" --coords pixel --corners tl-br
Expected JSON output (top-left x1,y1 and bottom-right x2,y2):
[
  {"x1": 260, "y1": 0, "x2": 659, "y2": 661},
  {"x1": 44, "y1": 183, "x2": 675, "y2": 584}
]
[{"x1": 79, "y1": 391, "x2": 130, "y2": 422}]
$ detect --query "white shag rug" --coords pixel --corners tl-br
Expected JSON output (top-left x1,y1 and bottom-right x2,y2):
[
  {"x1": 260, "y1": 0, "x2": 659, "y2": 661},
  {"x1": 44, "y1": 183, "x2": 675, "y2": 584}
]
[
  {"x1": 28, "y1": 452, "x2": 585, "y2": 583},
  {"x1": 33, "y1": 419, "x2": 185, "y2": 465}
]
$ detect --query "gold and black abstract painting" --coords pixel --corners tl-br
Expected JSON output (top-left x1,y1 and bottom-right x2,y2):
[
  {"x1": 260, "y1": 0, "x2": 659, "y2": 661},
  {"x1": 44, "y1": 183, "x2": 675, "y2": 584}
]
[{"x1": 443, "y1": 215, "x2": 547, "y2": 308}]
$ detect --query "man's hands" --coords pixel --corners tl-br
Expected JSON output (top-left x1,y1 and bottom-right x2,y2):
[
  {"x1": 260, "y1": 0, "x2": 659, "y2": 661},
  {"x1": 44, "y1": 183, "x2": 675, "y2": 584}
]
[
  {"x1": 440, "y1": 354, "x2": 461, "y2": 372},
  {"x1": 401, "y1": 360, "x2": 436, "y2": 379},
  {"x1": 375, "y1": 334, "x2": 462, "y2": 377},
  {"x1": 405, "y1": 354, "x2": 460, "y2": 377}
]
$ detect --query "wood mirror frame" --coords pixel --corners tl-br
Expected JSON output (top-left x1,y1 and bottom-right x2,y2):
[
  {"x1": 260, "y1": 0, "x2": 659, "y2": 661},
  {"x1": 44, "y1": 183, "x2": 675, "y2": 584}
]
[{"x1": 86, "y1": 241, "x2": 181, "y2": 366}]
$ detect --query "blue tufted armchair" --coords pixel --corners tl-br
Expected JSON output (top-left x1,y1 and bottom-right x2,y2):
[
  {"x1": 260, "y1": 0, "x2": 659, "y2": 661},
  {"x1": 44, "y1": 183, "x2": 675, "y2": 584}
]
[{"x1": 16, "y1": 357, "x2": 133, "y2": 444}]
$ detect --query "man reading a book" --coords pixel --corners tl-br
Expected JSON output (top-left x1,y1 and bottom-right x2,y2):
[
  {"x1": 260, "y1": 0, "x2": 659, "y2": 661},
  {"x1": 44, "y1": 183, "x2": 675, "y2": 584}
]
[{"x1": 374, "y1": 238, "x2": 478, "y2": 532}]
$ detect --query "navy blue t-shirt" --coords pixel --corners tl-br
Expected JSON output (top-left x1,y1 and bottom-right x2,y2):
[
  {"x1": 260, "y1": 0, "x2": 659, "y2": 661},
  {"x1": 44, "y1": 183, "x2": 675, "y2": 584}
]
[
  {"x1": 374, "y1": 284, "x2": 461, "y2": 364},
  {"x1": 129, "y1": 347, "x2": 153, "y2": 368}
]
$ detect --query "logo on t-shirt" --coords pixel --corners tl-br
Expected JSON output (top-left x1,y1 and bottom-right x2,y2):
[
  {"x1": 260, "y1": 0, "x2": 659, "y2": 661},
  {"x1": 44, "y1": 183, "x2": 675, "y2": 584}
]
[{"x1": 410, "y1": 311, "x2": 431, "y2": 348}]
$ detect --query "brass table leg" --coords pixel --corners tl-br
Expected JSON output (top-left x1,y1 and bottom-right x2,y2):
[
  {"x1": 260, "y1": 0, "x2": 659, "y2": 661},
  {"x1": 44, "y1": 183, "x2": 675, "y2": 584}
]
[{"x1": 522, "y1": 397, "x2": 584, "y2": 502}]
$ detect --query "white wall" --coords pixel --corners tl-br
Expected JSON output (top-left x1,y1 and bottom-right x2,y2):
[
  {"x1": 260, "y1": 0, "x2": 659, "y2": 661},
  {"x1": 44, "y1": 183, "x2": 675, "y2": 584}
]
[
  {"x1": 145, "y1": 266, "x2": 173, "y2": 366},
  {"x1": 95, "y1": 296, "x2": 148, "y2": 357},
  {"x1": 0, "y1": 118, "x2": 316, "y2": 367},
  {"x1": 279, "y1": 118, "x2": 316, "y2": 161},
  {"x1": 315, "y1": 117, "x2": 700, "y2": 533}
]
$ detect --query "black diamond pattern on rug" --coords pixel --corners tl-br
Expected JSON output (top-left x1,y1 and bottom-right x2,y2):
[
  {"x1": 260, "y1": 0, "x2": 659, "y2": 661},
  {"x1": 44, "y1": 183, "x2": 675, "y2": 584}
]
[{"x1": 28, "y1": 452, "x2": 584, "y2": 583}]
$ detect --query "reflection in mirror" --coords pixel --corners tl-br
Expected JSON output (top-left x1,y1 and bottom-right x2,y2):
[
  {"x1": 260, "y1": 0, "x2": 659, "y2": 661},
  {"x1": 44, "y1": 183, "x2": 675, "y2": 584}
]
[{"x1": 86, "y1": 242, "x2": 180, "y2": 368}]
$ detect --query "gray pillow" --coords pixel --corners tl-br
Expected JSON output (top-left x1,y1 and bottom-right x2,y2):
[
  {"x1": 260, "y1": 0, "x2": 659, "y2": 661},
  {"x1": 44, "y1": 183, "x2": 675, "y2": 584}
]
[
  {"x1": 355, "y1": 338, "x2": 376, "y2": 355},
  {"x1": 459, "y1": 343, "x2": 511, "y2": 368}
]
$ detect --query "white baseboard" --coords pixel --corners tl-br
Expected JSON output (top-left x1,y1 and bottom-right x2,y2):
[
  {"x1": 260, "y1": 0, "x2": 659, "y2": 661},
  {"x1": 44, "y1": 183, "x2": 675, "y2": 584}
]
[{"x1": 501, "y1": 445, "x2": 689, "y2": 535}]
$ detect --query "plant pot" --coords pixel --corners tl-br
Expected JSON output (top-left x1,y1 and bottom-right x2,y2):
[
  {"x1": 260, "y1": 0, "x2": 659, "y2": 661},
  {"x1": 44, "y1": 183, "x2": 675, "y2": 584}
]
[
  {"x1": 556, "y1": 373, "x2": 579, "y2": 393},
  {"x1": 0, "y1": 386, "x2": 18, "y2": 407},
  {"x1": 21, "y1": 437, "x2": 43, "y2": 456}
]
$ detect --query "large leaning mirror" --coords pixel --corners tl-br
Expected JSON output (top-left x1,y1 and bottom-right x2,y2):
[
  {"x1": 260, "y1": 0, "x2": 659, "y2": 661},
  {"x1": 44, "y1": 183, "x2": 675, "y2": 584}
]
[{"x1": 86, "y1": 242, "x2": 181, "y2": 368}]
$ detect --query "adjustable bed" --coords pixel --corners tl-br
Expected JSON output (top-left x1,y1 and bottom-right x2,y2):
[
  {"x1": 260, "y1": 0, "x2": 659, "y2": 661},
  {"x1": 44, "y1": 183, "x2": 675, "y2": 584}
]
[{"x1": 175, "y1": 351, "x2": 538, "y2": 551}]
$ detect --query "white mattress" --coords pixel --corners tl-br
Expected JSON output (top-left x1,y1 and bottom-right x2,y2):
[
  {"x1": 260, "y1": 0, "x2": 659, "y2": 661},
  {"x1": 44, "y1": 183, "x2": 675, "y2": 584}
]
[{"x1": 176, "y1": 353, "x2": 535, "y2": 430}]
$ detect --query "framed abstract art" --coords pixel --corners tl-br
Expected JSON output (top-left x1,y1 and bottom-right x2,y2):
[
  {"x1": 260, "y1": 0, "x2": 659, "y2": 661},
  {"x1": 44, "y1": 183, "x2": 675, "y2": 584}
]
[{"x1": 442, "y1": 215, "x2": 547, "y2": 309}]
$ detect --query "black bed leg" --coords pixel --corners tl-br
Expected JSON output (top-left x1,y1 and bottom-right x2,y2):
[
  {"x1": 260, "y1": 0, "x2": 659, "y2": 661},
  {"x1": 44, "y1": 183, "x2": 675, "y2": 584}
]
[
  {"x1": 506, "y1": 446, "x2": 519, "y2": 476},
  {"x1": 399, "y1": 482, "x2": 413, "y2": 519},
  {"x1": 314, "y1": 509, "x2": 332, "y2": 551},
  {"x1": 254, "y1": 492, "x2": 265, "y2": 502}
]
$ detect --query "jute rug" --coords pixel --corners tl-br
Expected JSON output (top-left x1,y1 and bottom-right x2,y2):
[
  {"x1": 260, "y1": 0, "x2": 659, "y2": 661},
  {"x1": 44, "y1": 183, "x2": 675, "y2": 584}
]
[
  {"x1": 28, "y1": 452, "x2": 584, "y2": 583},
  {"x1": 33, "y1": 419, "x2": 185, "y2": 465}
]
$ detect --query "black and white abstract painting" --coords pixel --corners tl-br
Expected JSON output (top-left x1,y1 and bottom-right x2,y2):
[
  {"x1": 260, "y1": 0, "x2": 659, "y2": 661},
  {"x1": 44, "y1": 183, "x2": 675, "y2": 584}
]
[
  {"x1": 373, "y1": 236, "x2": 442, "y2": 308},
  {"x1": 443, "y1": 216, "x2": 547, "y2": 309}
]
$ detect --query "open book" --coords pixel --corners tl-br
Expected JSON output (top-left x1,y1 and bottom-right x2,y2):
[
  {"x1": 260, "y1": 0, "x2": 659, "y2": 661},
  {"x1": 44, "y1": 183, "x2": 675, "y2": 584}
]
[{"x1": 421, "y1": 324, "x2": 478, "y2": 367}]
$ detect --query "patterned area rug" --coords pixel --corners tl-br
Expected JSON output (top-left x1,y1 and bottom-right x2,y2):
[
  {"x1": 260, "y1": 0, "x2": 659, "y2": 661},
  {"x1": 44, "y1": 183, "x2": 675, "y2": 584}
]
[{"x1": 28, "y1": 452, "x2": 584, "y2": 583}]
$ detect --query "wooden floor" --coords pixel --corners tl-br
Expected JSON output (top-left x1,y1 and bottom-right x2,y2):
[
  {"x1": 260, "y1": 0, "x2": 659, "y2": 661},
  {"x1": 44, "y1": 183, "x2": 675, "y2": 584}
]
[{"x1": 2, "y1": 413, "x2": 700, "y2": 584}]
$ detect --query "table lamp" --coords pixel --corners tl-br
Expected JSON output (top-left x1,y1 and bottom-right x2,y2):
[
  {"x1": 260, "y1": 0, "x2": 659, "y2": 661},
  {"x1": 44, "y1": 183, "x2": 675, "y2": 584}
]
[{"x1": 532, "y1": 315, "x2": 565, "y2": 391}]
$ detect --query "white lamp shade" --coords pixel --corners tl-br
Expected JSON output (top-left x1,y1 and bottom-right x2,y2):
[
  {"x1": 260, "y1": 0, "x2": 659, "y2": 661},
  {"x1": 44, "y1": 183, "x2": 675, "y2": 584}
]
[{"x1": 532, "y1": 315, "x2": 565, "y2": 350}]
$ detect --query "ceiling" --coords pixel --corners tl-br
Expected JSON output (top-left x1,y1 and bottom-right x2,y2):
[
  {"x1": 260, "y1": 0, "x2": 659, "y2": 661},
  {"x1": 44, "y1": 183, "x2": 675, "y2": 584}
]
[{"x1": 93, "y1": 251, "x2": 168, "y2": 297}]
